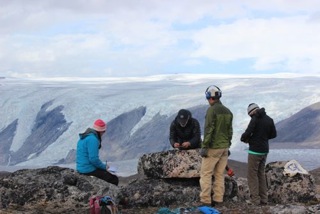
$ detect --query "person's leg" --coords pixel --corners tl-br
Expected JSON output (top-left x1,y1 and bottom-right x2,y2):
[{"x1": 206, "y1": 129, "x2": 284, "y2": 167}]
[
  {"x1": 85, "y1": 169, "x2": 119, "y2": 186},
  {"x1": 247, "y1": 154, "x2": 260, "y2": 205},
  {"x1": 199, "y1": 149, "x2": 219, "y2": 204},
  {"x1": 212, "y1": 148, "x2": 228, "y2": 202},
  {"x1": 258, "y1": 155, "x2": 268, "y2": 204}
]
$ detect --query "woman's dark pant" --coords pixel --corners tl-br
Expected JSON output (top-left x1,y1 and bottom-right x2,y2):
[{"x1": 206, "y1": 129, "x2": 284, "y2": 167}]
[{"x1": 83, "y1": 168, "x2": 119, "y2": 186}]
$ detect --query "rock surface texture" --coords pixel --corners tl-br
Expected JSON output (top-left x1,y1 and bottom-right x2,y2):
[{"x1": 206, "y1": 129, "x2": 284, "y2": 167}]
[{"x1": 0, "y1": 149, "x2": 319, "y2": 213}]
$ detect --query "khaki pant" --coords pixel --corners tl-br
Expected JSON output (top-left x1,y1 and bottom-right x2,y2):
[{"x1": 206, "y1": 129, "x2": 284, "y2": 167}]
[
  {"x1": 247, "y1": 154, "x2": 268, "y2": 205},
  {"x1": 199, "y1": 148, "x2": 228, "y2": 204}
]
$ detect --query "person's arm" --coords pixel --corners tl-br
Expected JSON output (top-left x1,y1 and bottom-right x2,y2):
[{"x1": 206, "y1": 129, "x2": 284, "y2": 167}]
[
  {"x1": 240, "y1": 116, "x2": 256, "y2": 143},
  {"x1": 87, "y1": 136, "x2": 106, "y2": 170},
  {"x1": 202, "y1": 107, "x2": 215, "y2": 148},
  {"x1": 269, "y1": 118, "x2": 277, "y2": 139},
  {"x1": 169, "y1": 121, "x2": 179, "y2": 148},
  {"x1": 228, "y1": 113, "x2": 233, "y2": 147},
  {"x1": 188, "y1": 119, "x2": 201, "y2": 148}
]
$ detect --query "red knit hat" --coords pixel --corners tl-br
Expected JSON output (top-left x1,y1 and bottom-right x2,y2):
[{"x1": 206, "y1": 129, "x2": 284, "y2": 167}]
[{"x1": 93, "y1": 119, "x2": 107, "y2": 132}]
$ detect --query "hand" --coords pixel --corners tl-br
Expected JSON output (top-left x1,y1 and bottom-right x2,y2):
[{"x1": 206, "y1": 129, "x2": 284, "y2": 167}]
[
  {"x1": 240, "y1": 134, "x2": 249, "y2": 143},
  {"x1": 174, "y1": 143, "x2": 180, "y2": 148},
  {"x1": 200, "y1": 148, "x2": 208, "y2": 157},
  {"x1": 227, "y1": 168, "x2": 234, "y2": 177},
  {"x1": 181, "y1": 142, "x2": 191, "y2": 148}
]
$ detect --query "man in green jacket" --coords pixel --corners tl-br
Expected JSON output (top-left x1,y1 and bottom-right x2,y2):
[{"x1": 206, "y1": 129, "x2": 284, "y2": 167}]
[{"x1": 199, "y1": 85, "x2": 233, "y2": 207}]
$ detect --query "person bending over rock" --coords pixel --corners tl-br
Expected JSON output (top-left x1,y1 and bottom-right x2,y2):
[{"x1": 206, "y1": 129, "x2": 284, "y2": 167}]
[{"x1": 169, "y1": 109, "x2": 201, "y2": 150}]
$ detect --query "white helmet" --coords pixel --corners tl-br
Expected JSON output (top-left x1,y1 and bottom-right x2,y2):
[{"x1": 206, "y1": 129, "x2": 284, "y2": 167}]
[{"x1": 205, "y1": 85, "x2": 222, "y2": 100}]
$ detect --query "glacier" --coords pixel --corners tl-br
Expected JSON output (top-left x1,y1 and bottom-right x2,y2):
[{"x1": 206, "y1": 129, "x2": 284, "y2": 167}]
[{"x1": 1, "y1": 74, "x2": 320, "y2": 172}]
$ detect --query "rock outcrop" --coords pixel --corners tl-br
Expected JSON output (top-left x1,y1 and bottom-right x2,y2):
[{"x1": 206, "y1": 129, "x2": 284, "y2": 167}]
[
  {"x1": 0, "y1": 149, "x2": 319, "y2": 213},
  {"x1": 0, "y1": 166, "x2": 119, "y2": 213}
]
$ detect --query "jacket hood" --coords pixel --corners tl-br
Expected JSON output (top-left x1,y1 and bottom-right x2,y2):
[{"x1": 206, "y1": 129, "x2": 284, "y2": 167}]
[
  {"x1": 79, "y1": 128, "x2": 102, "y2": 149},
  {"x1": 255, "y1": 108, "x2": 266, "y2": 118},
  {"x1": 79, "y1": 128, "x2": 98, "y2": 139}
]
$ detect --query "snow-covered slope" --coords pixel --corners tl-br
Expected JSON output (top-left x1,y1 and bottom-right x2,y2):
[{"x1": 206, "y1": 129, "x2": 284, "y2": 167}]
[{"x1": 0, "y1": 74, "x2": 319, "y2": 167}]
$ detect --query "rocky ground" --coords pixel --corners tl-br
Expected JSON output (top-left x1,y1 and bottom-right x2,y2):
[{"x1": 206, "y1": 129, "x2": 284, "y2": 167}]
[
  {"x1": 0, "y1": 161, "x2": 319, "y2": 214},
  {"x1": 118, "y1": 161, "x2": 320, "y2": 214}
]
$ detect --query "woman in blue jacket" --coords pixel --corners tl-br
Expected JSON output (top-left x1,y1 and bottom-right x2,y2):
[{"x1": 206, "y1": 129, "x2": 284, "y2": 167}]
[{"x1": 76, "y1": 119, "x2": 118, "y2": 186}]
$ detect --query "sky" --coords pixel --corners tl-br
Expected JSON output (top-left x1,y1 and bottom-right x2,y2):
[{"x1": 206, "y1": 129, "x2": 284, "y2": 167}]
[{"x1": 1, "y1": 0, "x2": 320, "y2": 78}]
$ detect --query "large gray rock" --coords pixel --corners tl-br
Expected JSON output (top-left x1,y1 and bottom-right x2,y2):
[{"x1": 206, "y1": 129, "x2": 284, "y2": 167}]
[
  {"x1": 0, "y1": 166, "x2": 119, "y2": 213},
  {"x1": 233, "y1": 161, "x2": 318, "y2": 205},
  {"x1": 266, "y1": 161, "x2": 318, "y2": 204},
  {"x1": 138, "y1": 149, "x2": 202, "y2": 178},
  {"x1": 118, "y1": 176, "x2": 238, "y2": 208}
]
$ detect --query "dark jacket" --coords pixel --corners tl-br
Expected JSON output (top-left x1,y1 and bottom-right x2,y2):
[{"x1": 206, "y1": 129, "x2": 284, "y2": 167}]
[
  {"x1": 240, "y1": 108, "x2": 277, "y2": 153},
  {"x1": 169, "y1": 110, "x2": 201, "y2": 149}
]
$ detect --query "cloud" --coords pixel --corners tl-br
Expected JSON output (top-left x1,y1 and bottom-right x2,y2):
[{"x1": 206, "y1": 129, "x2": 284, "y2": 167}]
[
  {"x1": 191, "y1": 15, "x2": 320, "y2": 73},
  {"x1": 0, "y1": 0, "x2": 320, "y2": 77}
]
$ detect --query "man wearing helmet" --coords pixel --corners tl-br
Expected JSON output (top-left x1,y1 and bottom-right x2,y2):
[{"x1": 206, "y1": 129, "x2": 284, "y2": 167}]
[
  {"x1": 199, "y1": 85, "x2": 233, "y2": 207},
  {"x1": 169, "y1": 109, "x2": 201, "y2": 150}
]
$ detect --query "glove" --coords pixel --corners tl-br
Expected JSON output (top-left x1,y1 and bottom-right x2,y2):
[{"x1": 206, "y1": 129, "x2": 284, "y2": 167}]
[
  {"x1": 200, "y1": 148, "x2": 208, "y2": 157},
  {"x1": 227, "y1": 168, "x2": 235, "y2": 177},
  {"x1": 240, "y1": 134, "x2": 249, "y2": 143}
]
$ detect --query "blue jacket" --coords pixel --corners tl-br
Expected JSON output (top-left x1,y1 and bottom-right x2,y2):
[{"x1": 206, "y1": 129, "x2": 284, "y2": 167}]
[{"x1": 76, "y1": 128, "x2": 106, "y2": 173}]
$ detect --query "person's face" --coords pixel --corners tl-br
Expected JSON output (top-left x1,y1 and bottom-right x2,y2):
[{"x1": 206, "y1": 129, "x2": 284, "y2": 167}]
[
  {"x1": 207, "y1": 97, "x2": 214, "y2": 105},
  {"x1": 178, "y1": 116, "x2": 189, "y2": 127},
  {"x1": 99, "y1": 131, "x2": 106, "y2": 136}
]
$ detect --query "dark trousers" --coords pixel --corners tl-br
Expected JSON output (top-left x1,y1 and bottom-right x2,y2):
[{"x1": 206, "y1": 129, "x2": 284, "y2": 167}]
[
  {"x1": 247, "y1": 154, "x2": 268, "y2": 205},
  {"x1": 83, "y1": 168, "x2": 119, "y2": 186}
]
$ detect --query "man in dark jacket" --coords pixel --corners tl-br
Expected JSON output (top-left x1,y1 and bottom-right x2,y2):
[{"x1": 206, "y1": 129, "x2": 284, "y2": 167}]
[
  {"x1": 169, "y1": 109, "x2": 201, "y2": 150},
  {"x1": 240, "y1": 103, "x2": 277, "y2": 206}
]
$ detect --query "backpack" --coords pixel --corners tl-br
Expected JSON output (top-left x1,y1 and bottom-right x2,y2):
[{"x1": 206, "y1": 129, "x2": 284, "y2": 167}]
[{"x1": 89, "y1": 195, "x2": 118, "y2": 214}]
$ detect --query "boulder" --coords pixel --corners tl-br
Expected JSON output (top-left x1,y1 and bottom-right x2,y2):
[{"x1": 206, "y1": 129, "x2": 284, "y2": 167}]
[
  {"x1": 138, "y1": 149, "x2": 202, "y2": 178},
  {"x1": 118, "y1": 176, "x2": 238, "y2": 208},
  {"x1": 266, "y1": 161, "x2": 317, "y2": 204},
  {"x1": 0, "y1": 166, "x2": 119, "y2": 212}
]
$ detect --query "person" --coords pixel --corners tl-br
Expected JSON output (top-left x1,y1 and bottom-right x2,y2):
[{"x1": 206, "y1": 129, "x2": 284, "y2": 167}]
[
  {"x1": 169, "y1": 109, "x2": 201, "y2": 150},
  {"x1": 76, "y1": 119, "x2": 119, "y2": 186},
  {"x1": 199, "y1": 85, "x2": 233, "y2": 207},
  {"x1": 240, "y1": 103, "x2": 277, "y2": 205}
]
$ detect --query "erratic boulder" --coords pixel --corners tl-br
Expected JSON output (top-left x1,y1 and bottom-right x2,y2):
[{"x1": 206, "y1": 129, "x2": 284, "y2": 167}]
[
  {"x1": 266, "y1": 161, "x2": 317, "y2": 204},
  {"x1": 138, "y1": 149, "x2": 202, "y2": 178}
]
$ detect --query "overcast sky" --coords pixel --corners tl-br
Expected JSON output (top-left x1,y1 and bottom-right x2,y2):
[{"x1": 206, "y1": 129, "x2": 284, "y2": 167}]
[{"x1": 1, "y1": 0, "x2": 320, "y2": 78}]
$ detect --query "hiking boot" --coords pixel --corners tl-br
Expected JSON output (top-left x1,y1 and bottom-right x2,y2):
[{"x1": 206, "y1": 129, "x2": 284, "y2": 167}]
[{"x1": 211, "y1": 200, "x2": 223, "y2": 208}]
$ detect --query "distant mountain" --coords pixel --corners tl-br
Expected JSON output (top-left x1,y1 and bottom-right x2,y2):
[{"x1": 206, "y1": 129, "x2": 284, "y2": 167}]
[{"x1": 272, "y1": 102, "x2": 320, "y2": 147}]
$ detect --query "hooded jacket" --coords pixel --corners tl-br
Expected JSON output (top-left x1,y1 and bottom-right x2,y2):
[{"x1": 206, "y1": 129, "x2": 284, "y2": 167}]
[
  {"x1": 240, "y1": 108, "x2": 277, "y2": 153},
  {"x1": 76, "y1": 128, "x2": 106, "y2": 173},
  {"x1": 169, "y1": 110, "x2": 201, "y2": 149}
]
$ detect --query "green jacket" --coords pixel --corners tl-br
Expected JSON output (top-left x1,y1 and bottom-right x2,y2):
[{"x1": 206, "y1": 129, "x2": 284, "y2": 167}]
[{"x1": 202, "y1": 100, "x2": 233, "y2": 149}]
